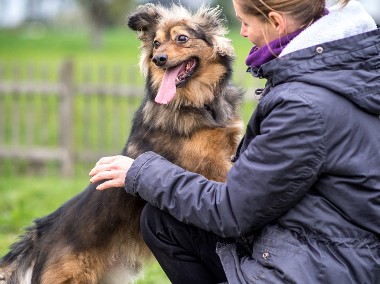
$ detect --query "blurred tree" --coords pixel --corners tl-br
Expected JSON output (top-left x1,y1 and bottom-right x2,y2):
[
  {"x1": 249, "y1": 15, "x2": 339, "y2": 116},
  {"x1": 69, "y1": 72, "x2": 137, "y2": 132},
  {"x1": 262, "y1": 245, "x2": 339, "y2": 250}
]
[
  {"x1": 78, "y1": 0, "x2": 134, "y2": 49},
  {"x1": 214, "y1": 0, "x2": 238, "y2": 27},
  {"x1": 77, "y1": 0, "x2": 238, "y2": 49},
  {"x1": 136, "y1": 0, "x2": 238, "y2": 27}
]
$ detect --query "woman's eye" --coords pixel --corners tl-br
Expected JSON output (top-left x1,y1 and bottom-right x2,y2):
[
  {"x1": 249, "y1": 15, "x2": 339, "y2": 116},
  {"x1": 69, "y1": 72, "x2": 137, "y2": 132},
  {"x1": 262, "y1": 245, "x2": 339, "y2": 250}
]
[
  {"x1": 177, "y1": 35, "x2": 189, "y2": 43},
  {"x1": 153, "y1": 40, "x2": 161, "y2": 49}
]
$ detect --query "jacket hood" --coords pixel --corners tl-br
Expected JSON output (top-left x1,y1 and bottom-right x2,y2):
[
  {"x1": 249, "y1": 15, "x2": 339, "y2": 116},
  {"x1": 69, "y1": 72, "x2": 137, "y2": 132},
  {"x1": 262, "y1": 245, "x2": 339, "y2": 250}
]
[{"x1": 256, "y1": 1, "x2": 380, "y2": 115}]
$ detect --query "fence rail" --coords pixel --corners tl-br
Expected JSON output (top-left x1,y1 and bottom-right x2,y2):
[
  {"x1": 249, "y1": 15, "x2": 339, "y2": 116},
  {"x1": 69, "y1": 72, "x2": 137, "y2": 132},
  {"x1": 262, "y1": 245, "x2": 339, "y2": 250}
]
[{"x1": 0, "y1": 60, "x2": 145, "y2": 176}]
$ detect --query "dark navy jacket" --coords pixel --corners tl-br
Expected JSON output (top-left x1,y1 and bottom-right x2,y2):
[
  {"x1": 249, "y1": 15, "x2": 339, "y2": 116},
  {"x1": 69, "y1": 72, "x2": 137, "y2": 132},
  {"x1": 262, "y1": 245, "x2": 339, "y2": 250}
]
[{"x1": 125, "y1": 24, "x2": 380, "y2": 284}]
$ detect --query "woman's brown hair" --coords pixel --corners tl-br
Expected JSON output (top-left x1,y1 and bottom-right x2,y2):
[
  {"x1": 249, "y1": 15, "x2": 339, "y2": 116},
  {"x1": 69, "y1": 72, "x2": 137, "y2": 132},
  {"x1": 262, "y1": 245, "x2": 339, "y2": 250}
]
[{"x1": 236, "y1": 0, "x2": 350, "y2": 28}]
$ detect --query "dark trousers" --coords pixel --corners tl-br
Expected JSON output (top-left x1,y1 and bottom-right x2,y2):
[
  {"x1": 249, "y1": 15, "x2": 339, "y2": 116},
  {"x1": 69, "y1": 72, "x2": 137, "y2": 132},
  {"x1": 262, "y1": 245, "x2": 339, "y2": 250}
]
[{"x1": 140, "y1": 204, "x2": 228, "y2": 284}]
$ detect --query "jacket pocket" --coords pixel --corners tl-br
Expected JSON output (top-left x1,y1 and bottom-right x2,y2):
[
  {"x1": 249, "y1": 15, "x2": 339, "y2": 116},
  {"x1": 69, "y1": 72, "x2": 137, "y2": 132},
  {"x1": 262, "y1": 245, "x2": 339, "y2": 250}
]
[
  {"x1": 249, "y1": 227, "x2": 306, "y2": 283},
  {"x1": 217, "y1": 243, "x2": 266, "y2": 284}
]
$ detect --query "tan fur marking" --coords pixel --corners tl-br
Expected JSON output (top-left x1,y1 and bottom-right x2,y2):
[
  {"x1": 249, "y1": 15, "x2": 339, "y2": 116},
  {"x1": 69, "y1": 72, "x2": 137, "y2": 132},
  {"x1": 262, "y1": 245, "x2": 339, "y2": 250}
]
[{"x1": 179, "y1": 129, "x2": 233, "y2": 182}]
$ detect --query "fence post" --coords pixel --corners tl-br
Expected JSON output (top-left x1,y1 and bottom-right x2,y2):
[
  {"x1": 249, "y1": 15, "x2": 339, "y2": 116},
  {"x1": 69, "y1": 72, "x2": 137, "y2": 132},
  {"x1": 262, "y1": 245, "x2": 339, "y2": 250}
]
[{"x1": 59, "y1": 59, "x2": 74, "y2": 177}]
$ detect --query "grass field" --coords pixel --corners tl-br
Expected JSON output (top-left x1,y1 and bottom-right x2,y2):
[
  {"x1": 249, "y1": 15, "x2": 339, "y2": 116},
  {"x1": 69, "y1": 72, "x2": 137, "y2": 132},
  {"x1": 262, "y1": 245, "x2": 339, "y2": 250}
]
[{"x1": 0, "y1": 25, "x2": 263, "y2": 283}]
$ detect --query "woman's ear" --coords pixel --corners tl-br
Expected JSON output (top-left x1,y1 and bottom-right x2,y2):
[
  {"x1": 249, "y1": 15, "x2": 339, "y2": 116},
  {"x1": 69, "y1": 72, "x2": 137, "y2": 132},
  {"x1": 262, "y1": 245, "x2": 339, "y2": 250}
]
[{"x1": 268, "y1": 11, "x2": 287, "y2": 36}]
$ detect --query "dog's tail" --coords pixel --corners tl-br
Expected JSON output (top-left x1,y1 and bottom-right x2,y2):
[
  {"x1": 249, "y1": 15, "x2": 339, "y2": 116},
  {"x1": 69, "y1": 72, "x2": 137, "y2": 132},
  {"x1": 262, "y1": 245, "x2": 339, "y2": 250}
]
[{"x1": 0, "y1": 225, "x2": 38, "y2": 284}]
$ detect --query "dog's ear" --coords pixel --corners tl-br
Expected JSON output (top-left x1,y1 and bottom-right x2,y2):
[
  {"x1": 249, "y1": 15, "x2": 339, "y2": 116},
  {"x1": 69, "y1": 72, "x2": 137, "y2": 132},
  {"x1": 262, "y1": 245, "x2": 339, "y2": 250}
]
[
  {"x1": 127, "y1": 4, "x2": 161, "y2": 42},
  {"x1": 195, "y1": 6, "x2": 235, "y2": 58},
  {"x1": 127, "y1": 4, "x2": 163, "y2": 77}
]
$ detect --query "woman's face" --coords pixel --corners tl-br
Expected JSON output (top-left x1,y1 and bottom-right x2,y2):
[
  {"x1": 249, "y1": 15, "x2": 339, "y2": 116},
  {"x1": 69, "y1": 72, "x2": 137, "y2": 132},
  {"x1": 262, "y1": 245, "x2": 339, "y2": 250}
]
[{"x1": 232, "y1": 0, "x2": 278, "y2": 48}]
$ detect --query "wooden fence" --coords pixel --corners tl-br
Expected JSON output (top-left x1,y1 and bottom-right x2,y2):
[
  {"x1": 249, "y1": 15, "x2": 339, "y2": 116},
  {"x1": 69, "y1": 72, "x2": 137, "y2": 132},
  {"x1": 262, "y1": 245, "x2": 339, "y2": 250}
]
[
  {"x1": 0, "y1": 60, "x2": 145, "y2": 176},
  {"x1": 0, "y1": 60, "x2": 259, "y2": 176}
]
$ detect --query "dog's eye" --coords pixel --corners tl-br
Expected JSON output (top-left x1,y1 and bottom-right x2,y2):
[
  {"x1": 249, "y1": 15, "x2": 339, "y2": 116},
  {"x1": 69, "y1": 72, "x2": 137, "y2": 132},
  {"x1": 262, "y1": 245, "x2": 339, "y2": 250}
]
[
  {"x1": 176, "y1": 35, "x2": 189, "y2": 44},
  {"x1": 153, "y1": 40, "x2": 161, "y2": 49}
]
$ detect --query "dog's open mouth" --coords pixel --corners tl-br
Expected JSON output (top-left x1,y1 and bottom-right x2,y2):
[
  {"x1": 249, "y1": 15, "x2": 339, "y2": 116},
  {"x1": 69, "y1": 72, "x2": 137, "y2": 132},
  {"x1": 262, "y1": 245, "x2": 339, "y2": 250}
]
[
  {"x1": 175, "y1": 58, "x2": 198, "y2": 87},
  {"x1": 155, "y1": 58, "x2": 198, "y2": 105}
]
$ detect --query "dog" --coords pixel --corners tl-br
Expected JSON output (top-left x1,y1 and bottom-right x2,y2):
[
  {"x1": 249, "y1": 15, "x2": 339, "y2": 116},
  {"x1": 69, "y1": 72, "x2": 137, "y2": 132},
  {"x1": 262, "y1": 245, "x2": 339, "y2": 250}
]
[{"x1": 0, "y1": 3, "x2": 243, "y2": 283}]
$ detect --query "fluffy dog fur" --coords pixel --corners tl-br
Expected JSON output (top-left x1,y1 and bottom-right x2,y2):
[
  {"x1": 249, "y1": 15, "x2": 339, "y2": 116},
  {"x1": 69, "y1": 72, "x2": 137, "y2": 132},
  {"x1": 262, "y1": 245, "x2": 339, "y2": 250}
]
[{"x1": 0, "y1": 4, "x2": 243, "y2": 283}]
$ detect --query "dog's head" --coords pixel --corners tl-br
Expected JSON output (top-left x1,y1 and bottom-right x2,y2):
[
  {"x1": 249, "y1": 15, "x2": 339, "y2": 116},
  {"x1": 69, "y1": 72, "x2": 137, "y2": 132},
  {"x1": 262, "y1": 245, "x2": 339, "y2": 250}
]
[{"x1": 127, "y1": 4, "x2": 235, "y2": 107}]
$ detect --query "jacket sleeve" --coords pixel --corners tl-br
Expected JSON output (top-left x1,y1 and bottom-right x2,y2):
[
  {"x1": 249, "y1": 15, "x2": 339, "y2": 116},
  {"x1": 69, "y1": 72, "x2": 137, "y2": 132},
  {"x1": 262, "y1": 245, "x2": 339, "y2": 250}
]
[{"x1": 125, "y1": 90, "x2": 326, "y2": 238}]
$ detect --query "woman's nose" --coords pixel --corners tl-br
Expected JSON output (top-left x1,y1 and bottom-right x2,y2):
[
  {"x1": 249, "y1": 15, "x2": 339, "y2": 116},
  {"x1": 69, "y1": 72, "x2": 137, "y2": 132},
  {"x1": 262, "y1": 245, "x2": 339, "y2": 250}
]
[{"x1": 240, "y1": 25, "x2": 248, "y2": 37}]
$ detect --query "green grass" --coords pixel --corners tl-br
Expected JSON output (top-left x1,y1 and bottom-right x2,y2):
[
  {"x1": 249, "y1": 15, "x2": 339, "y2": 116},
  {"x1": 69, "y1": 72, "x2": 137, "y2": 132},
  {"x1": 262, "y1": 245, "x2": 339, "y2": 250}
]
[
  {"x1": 0, "y1": 176, "x2": 85, "y2": 237},
  {"x1": 0, "y1": 28, "x2": 138, "y2": 64}
]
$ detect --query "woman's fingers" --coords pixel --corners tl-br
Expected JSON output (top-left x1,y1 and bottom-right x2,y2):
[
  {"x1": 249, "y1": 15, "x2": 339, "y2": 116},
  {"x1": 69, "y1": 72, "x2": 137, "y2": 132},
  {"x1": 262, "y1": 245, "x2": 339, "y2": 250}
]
[
  {"x1": 89, "y1": 163, "x2": 112, "y2": 177},
  {"x1": 89, "y1": 155, "x2": 125, "y2": 176},
  {"x1": 95, "y1": 155, "x2": 122, "y2": 166},
  {"x1": 90, "y1": 170, "x2": 126, "y2": 189},
  {"x1": 89, "y1": 155, "x2": 135, "y2": 190},
  {"x1": 95, "y1": 179, "x2": 121, "y2": 191},
  {"x1": 90, "y1": 169, "x2": 112, "y2": 183}
]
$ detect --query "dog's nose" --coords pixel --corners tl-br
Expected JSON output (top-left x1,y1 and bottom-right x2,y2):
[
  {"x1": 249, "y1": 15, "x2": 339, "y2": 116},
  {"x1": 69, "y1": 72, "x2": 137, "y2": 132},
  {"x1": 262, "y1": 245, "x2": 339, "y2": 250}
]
[{"x1": 152, "y1": 54, "x2": 168, "y2": 66}]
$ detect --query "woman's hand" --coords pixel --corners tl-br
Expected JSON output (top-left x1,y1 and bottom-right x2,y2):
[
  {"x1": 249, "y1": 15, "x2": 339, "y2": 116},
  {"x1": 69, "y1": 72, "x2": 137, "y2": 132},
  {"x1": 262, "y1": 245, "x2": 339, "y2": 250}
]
[{"x1": 89, "y1": 155, "x2": 135, "y2": 190}]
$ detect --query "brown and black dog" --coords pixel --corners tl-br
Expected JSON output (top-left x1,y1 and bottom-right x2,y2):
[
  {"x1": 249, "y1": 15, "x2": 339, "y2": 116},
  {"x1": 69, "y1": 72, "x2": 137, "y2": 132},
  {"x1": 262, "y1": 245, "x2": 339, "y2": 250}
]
[{"x1": 0, "y1": 4, "x2": 243, "y2": 283}]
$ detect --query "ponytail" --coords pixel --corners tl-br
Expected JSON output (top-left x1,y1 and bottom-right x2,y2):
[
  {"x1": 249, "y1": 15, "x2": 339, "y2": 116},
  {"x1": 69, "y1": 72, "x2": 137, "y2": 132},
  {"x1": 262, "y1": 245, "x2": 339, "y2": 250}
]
[
  {"x1": 236, "y1": 0, "x2": 353, "y2": 32},
  {"x1": 336, "y1": 0, "x2": 350, "y2": 7},
  {"x1": 236, "y1": 0, "x2": 327, "y2": 29}
]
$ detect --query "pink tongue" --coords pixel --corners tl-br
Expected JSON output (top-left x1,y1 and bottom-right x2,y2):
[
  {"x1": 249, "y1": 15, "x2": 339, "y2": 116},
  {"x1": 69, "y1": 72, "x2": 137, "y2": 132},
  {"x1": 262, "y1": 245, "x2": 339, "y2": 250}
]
[{"x1": 155, "y1": 64, "x2": 184, "y2": 104}]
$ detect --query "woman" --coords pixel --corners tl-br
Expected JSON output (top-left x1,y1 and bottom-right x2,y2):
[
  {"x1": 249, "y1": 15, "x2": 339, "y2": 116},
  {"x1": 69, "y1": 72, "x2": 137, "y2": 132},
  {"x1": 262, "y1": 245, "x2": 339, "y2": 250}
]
[{"x1": 89, "y1": 0, "x2": 380, "y2": 283}]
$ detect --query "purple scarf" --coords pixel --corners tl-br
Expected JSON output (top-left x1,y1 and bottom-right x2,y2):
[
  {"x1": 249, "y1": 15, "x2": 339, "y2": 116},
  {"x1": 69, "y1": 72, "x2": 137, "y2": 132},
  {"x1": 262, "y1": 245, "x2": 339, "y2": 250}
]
[
  {"x1": 246, "y1": 9, "x2": 329, "y2": 69},
  {"x1": 245, "y1": 29, "x2": 303, "y2": 68}
]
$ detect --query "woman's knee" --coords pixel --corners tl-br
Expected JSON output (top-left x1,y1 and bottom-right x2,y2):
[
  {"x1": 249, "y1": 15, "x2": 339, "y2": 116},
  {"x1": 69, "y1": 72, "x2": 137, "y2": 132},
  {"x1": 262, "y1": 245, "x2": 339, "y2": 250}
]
[
  {"x1": 140, "y1": 204, "x2": 157, "y2": 241},
  {"x1": 140, "y1": 204, "x2": 172, "y2": 244}
]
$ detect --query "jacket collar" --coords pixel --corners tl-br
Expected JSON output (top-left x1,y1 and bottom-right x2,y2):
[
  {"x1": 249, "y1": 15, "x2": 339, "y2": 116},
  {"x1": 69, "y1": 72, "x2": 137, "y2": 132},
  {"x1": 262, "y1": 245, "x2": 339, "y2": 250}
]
[
  {"x1": 248, "y1": 1, "x2": 377, "y2": 80},
  {"x1": 260, "y1": 27, "x2": 380, "y2": 115},
  {"x1": 281, "y1": 0, "x2": 376, "y2": 56}
]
